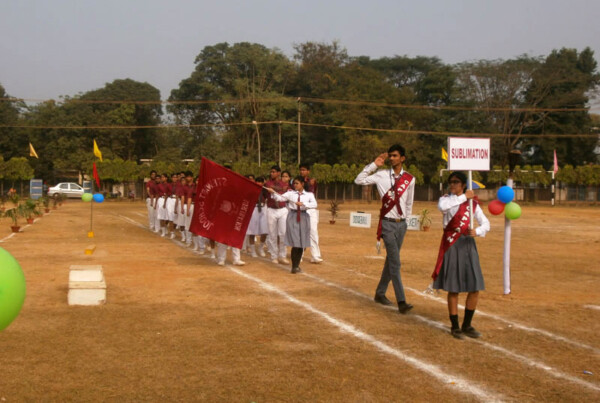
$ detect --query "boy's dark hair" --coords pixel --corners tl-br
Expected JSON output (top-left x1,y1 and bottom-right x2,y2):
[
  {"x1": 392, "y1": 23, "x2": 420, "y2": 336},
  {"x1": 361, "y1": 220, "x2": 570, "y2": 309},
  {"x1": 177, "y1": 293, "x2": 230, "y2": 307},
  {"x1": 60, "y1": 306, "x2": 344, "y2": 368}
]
[
  {"x1": 185, "y1": 171, "x2": 193, "y2": 177},
  {"x1": 387, "y1": 144, "x2": 406, "y2": 156},
  {"x1": 270, "y1": 165, "x2": 281, "y2": 172},
  {"x1": 299, "y1": 163, "x2": 310, "y2": 170},
  {"x1": 255, "y1": 176, "x2": 265, "y2": 183},
  {"x1": 448, "y1": 171, "x2": 467, "y2": 185},
  {"x1": 292, "y1": 175, "x2": 305, "y2": 185},
  {"x1": 150, "y1": 170, "x2": 157, "y2": 175}
]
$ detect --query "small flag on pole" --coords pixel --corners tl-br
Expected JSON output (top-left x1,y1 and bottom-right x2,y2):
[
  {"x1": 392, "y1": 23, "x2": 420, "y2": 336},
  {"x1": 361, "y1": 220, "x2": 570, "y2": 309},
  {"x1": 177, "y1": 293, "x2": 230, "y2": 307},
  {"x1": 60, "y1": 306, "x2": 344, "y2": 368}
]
[
  {"x1": 29, "y1": 142, "x2": 39, "y2": 158},
  {"x1": 441, "y1": 147, "x2": 448, "y2": 162},
  {"x1": 93, "y1": 162, "x2": 101, "y2": 188},
  {"x1": 93, "y1": 139, "x2": 103, "y2": 161},
  {"x1": 553, "y1": 149, "x2": 559, "y2": 174}
]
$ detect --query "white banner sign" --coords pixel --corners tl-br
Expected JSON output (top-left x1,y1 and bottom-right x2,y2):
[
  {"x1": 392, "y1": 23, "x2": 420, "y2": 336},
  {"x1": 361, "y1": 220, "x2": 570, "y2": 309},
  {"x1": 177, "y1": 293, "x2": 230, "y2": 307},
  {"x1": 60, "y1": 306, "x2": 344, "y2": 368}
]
[
  {"x1": 349, "y1": 212, "x2": 371, "y2": 228},
  {"x1": 406, "y1": 214, "x2": 420, "y2": 231},
  {"x1": 448, "y1": 137, "x2": 490, "y2": 171}
]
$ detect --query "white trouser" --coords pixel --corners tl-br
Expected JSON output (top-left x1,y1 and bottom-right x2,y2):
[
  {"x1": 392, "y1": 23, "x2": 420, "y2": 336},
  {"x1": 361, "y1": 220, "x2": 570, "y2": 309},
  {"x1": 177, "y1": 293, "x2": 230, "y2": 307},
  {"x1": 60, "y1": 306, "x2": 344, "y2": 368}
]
[
  {"x1": 216, "y1": 243, "x2": 241, "y2": 263},
  {"x1": 308, "y1": 209, "x2": 321, "y2": 258},
  {"x1": 267, "y1": 207, "x2": 288, "y2": 259},
  {"x1": 184, "y1": 204, "x2": 194, "y2": 230},
  {"x1": 146, "y1": 198, "x2": 155, "y2": 228}
]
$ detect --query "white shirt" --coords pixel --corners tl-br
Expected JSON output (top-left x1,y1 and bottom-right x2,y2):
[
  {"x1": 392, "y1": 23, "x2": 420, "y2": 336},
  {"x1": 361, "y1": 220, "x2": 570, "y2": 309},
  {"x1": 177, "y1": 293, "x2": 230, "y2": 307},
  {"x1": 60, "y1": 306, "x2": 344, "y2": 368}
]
[
  {"x1": 354, "y1": 162, "x2": 415, "y2": 219},
  {"x1": 438, "y1": 193, "x2": 490, "y2": 237},
  {"x1": 270, "y1": 190, "x2": 317, "y2": 212}
]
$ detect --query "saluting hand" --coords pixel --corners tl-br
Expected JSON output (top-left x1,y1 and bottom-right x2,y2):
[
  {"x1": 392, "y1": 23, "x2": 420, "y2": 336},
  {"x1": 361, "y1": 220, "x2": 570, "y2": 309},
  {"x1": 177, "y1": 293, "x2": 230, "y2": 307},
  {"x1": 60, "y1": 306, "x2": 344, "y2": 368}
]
[{"x1": 374, "y1": 152, "x2": 388, "y2": 167}]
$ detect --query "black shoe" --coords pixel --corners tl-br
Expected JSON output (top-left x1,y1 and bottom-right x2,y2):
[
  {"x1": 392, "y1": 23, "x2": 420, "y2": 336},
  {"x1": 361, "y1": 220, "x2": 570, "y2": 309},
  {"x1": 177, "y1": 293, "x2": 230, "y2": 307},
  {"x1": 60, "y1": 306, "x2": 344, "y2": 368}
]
[
  {"x1": 291, "y1": 267, "x2": 302, "y2": 274},
  {"x1": 461, "y1": 326, "x2": 481, "y2": 338},
  {"x1": 451, "y1": 328, "x2": 464, "y2": 339},
  {"x1": 374, "y1": 294, "x2": 393, "y2": 306},
  {"x1": 397, "y1": 302, "x2": 413, "y2": 314}
]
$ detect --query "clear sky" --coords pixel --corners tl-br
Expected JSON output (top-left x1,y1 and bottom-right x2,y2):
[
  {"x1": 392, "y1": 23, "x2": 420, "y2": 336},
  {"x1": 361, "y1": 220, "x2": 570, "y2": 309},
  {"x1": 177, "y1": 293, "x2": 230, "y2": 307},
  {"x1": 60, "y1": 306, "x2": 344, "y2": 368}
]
[{"x1": 1, "y1": 0, "x2": 599, "y2": 107}]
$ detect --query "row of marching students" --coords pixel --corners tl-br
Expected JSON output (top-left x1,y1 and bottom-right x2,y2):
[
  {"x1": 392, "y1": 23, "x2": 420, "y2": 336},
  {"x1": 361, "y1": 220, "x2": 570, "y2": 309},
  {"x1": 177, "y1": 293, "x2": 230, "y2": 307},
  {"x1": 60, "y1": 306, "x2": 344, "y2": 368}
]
[{"x1": 144, "y1": 164, "x2": 324, "y2": 274}]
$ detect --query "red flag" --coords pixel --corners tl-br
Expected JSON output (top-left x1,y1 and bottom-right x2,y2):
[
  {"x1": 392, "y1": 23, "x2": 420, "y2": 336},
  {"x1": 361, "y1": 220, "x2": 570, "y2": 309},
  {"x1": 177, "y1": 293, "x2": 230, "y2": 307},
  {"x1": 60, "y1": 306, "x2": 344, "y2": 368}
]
[
  {"x1": 93, "y1": 162, "x2": 101, "y2": 189},
  {"x1": 190, "y1": 157, "x2": 262, "y2": 249},
  {"x1": 553, "y1": 149, "x2": 559, "y2": 174}
]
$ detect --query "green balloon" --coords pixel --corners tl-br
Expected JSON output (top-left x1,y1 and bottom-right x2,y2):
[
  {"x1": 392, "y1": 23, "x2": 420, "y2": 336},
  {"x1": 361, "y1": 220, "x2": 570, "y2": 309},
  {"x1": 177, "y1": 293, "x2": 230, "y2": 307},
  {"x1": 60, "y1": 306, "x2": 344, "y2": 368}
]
[
  {"x1": 82, "y1": 193, "x2": 93, "y2": 202},
  {"x1": 504, "y1": 202, "x2": 522, "y2": 220},
  {"x1": 0, "y1": 247, "x2": 26, "y2": 331}
]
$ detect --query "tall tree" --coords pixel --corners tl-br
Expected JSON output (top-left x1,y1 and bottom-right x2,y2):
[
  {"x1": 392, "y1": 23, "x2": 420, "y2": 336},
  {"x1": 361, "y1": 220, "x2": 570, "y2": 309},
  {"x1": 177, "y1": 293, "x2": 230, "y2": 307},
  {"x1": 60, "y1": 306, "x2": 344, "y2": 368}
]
[{"x1": 169, "y1": 42, "x2": 295, "y2": 163}]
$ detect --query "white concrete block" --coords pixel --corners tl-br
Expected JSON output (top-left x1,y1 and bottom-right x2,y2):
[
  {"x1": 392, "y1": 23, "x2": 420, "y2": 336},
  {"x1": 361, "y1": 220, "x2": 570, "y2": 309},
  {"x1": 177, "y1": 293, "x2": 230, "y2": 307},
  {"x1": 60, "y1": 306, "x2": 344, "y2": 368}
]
[
  {"x1": 68, "y1": 265, "x2": 106, "y2": 306},
  {"x1": 68, "y1": 288, "x2": 106, "y2": 306}
]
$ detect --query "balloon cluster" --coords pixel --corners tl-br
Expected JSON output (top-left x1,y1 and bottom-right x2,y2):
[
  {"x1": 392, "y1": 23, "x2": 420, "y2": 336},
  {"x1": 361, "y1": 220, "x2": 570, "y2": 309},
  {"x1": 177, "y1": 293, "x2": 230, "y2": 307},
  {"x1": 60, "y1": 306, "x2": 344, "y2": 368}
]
[
  {"x1": 82, "y1": 193, "x2": 104, "y2": 203},
  {"x1": 488, "y1": 186, "x2": 521, "y2": 220}
]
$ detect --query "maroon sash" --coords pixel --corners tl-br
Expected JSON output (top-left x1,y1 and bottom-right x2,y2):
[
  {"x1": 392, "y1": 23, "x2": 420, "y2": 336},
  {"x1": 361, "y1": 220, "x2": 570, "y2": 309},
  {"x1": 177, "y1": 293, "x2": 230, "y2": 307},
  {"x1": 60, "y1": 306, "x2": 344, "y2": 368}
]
[
  {"x1": 431, "y1": 198, "x2": 478, "y2": 280},
  {"x1": 376, "y1": 171, "x2": 413, "y2": 240}
]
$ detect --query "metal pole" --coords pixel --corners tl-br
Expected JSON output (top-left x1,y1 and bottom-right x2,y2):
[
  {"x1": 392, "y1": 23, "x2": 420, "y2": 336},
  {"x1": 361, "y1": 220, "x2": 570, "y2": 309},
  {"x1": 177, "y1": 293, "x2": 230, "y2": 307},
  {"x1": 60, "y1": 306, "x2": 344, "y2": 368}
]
[
  {"x1": 297, "y1": 98, "x2": 301, "y2": 166},
  {"x1": 278, "y1": 122, "x2": 282, "y2": 168},
  {"x1": 551, "y1": 171, "x2": 556, "y2": 206},
  {"x1": 253, "y1": 121, "x2": 261, "y2": 168}
]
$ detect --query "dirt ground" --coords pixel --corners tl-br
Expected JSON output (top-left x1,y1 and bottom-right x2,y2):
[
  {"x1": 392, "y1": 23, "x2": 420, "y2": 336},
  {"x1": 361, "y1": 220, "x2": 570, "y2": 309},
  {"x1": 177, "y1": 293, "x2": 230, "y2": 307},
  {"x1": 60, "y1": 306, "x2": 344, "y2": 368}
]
[{"x1": 0, "y1": 199, "x2": 599, "y2": 402}]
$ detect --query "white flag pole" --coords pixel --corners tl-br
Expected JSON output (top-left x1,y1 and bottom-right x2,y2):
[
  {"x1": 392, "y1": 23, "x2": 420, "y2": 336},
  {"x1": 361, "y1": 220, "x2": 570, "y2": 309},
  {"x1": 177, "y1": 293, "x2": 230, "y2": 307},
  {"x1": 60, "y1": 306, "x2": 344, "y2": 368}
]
[
  {"x1": 503, "y1": 177, "x2": 513, "y2": 294},
  {"x1": 468, "y1": 170, "x2": 474, "y2": 230}
]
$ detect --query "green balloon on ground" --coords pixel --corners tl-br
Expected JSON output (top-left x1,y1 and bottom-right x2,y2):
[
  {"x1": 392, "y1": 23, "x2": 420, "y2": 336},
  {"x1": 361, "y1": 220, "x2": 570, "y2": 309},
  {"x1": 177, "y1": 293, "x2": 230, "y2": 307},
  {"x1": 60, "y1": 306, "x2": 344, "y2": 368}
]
[
  {"x1": 0, "y1": 247, "x2": 26, "y2": 331},
  {"x1": 504, "y1": 202, "x2": 522, "y2": 220},
  {"x1": 82, "y1": 193, "x2": 93, "y2": 202}
]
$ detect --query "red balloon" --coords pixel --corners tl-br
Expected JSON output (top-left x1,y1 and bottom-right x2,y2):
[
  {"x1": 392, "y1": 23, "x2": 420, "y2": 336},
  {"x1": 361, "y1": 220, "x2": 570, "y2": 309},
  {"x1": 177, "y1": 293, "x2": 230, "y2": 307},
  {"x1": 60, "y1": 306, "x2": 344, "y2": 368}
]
[{"x1": 488, "y1": 200, "x2": 505, "y2": 215}]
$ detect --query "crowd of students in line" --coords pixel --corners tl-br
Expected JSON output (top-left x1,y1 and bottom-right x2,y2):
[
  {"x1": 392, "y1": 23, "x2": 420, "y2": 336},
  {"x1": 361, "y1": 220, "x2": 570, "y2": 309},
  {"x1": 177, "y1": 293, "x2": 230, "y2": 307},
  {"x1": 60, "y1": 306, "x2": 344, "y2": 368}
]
[
  {"x1": 144, "y1": 164, "x2": 323, "y2": 274},
  {"x1": 145, "y1": 145, "x2": 490, "y2": 339}
]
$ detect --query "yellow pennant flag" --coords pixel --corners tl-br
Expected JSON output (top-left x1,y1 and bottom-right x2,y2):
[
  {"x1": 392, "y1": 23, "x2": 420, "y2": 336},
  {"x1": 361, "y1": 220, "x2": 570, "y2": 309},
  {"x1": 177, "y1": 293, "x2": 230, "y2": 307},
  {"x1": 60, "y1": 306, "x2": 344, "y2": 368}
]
[
  {"x1": 29, "y1": 142, "x2": 39, "y2": 159},
  {"x1": 93, "y1": 139, "x2": 103, "y2": 161},
  {"x1": 441, "y1": 147, "x2": 448, "y2": 162}
]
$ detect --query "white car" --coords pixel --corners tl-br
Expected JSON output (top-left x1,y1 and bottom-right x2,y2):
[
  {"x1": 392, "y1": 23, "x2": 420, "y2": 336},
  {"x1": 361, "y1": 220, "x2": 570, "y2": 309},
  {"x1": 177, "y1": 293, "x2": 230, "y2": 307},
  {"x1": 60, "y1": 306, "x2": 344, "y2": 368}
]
[{"x1": 47, "y1": 182, "x2": 85, "y2": 198}]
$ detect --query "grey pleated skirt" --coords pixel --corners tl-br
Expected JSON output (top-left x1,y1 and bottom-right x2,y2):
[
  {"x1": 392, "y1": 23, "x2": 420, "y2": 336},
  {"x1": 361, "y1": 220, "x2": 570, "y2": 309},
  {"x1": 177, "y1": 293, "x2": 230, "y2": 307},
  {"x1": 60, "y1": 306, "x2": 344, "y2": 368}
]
[
  {"x1": 284, "y1": 210, "x2": 311, "y2": 248},
  {"x1": 433, "y1": 236, "x2": 485, "y2": 293}
]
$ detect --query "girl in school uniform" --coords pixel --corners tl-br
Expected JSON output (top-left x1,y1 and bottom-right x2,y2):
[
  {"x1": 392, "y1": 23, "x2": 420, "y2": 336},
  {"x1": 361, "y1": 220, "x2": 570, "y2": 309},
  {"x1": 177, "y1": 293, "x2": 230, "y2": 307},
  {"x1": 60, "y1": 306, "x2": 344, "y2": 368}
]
[
  {"x1": 266, "y1": 176, "x2": 317, "y2": 274},
  {"x1": 432, "y1": 171, "x2": 490, "y2": 339}
]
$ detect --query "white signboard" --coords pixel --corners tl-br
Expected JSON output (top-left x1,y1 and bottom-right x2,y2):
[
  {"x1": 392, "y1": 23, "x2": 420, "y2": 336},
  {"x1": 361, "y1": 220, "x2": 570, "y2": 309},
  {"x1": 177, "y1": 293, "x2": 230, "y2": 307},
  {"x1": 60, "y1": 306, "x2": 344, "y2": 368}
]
[
  {"x1": 448, "y1": 137, "x2": 490, "y2": 171},
  {"x1": 406, "y1": 214, "x2": 420, "y2": 231},
  {"x1": 349, "y1": 212, "x2": 371, "y2": 228}
]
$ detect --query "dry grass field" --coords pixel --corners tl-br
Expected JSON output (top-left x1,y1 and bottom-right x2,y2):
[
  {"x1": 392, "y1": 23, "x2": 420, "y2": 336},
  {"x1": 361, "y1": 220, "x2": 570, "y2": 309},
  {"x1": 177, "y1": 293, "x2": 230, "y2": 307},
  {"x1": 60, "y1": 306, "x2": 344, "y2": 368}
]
[{"x1": 0, "y1": 199, "x2": 599, "y2": 402}]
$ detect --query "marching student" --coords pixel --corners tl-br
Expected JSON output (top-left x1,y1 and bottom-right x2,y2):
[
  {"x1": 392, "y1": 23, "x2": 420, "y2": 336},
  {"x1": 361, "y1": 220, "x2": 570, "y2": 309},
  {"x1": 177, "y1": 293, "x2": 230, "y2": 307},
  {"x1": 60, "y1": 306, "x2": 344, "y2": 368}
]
[
  {"x1": 175, "y1": 175, "x2": 188, "y2": 242},
  {"x1": 156, "y1": 173, "x2": 170, "y2": 236},
  {"x1": 432, "y1": 171, "x2": 490, "y2": 339},
  {"x1": 281, "y1": 170, "x2": 292, "y2": 187},
  {"x1": 265, "y1": 165, "x2": 290, "y2": 264},
  {"x1": 152, "y1": 175, "x2": 162, "y2": 233},
  {"x1": 246, "y1": 176, "x2": 268, "y2": 257},
  {"x1": 299, "y1": 163, "x2": 323, "y2": 263},
  {"x1": 354, "y1": 144, "x2": 416, "y2": 314},
  {"x1": 165, "y1": 173, "x2": 180, "y2": 239},
  {"x1": 266, "y1": 176, "x2": 317, "y2": 274},
  {"x1": 145, "y1": 170, "x2": 157, "y2": 230}
]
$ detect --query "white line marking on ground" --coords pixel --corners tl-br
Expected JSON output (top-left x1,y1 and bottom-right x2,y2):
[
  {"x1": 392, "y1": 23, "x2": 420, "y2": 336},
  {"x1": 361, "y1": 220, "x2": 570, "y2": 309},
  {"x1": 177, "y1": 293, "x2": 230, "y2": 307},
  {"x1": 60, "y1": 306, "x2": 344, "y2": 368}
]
[
  {"x1": 343, "y1": 256, "x2": 599, "y2": 355},
  {"x1": 405, "y1": 286, "x2": 600, "y2": 355},
  {"x1": 116, "y1": 214, "x2": 147, "y2": 229},
  {"x1": 229, "y1": 266, "x2": 504, "y2": 402},
  {"x1": 0, "y1": 232, "x2": 16, "y2": 243},
  {"x1": 117, "y1": 214, "x2": 600, "y2": 393},
  {"x1": 304, "y1": 273, "x2": 600, "y2": 393},
  {"x1": 584, "y1": 305, "x2": 600, "y2": 311}
]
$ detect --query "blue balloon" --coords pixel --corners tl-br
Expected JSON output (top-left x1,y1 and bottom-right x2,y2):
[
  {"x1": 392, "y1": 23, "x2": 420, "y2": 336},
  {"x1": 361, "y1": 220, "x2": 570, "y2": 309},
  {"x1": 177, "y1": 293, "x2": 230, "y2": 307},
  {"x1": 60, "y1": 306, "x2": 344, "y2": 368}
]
[
  {"x1": 497, "y1": 186, "x2": 515, "y2": 204},
  {"x1": 92, "y1": 193, "x2": 104, "y2": 203}
]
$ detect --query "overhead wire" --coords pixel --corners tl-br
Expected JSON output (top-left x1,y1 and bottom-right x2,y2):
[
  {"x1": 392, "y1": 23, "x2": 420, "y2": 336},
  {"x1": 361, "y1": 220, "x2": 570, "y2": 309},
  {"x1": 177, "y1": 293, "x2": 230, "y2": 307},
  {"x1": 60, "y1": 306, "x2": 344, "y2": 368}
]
[{"x1": 0, "y1": 120, "x2": 596, "y2": 139}]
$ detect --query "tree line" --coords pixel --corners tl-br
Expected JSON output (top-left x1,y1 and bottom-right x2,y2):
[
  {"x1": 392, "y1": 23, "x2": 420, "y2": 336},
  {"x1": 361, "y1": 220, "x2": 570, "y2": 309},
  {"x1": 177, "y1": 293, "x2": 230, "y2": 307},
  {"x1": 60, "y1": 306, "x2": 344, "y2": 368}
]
[{"x1": 1, "y1": 41, "x2": 599, "y2": 185}]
